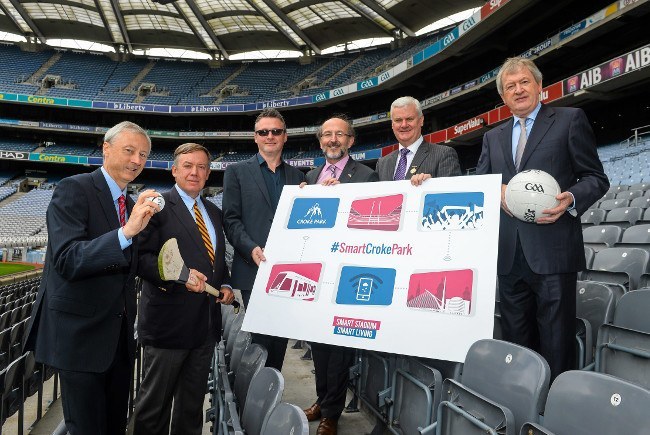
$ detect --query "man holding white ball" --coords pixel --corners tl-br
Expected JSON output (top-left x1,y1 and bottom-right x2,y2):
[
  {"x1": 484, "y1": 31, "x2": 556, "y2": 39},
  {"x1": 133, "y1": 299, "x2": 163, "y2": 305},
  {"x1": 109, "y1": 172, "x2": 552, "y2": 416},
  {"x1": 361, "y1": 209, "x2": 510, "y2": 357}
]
[{"x1": 476, "y1": 57, "x2": 608, "y2": 379}]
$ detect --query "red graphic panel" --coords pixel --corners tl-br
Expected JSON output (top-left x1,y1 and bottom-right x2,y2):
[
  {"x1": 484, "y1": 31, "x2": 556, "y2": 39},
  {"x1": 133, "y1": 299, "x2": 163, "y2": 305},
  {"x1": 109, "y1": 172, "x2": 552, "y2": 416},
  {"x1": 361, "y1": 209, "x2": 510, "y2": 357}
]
[
  {"x1": 265, "y1": 263, "x2": 322, "y2": 301},
  {"x1": 347, "y1": 194, "x2": 403, "y2": 231},
  {"x1": 407, "y1": 269, "x2": 474, "y2": 315}
]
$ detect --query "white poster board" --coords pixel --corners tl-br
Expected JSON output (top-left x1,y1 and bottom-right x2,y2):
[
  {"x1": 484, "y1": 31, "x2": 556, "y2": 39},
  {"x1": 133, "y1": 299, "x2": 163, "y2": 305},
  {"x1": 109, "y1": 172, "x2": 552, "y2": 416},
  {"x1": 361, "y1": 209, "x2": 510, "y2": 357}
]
[{"x1": 242, "y1": 174, "x2": 501, "y2": 362}]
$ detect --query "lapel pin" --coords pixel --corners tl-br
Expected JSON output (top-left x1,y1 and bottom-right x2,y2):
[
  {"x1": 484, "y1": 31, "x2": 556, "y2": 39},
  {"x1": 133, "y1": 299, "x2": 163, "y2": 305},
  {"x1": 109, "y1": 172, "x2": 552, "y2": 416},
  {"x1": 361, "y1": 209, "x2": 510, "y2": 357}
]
[{"x1": 410, "y1": 167, "x2": 417, "y2": 174}]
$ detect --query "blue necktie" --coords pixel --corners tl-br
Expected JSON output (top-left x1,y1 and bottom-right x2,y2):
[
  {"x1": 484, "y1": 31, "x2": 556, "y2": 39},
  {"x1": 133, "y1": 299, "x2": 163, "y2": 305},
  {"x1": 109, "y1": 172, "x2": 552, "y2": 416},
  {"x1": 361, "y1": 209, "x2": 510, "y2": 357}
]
[{"x1": 393, "y1": 148, "x2": 409, "y2": 181}]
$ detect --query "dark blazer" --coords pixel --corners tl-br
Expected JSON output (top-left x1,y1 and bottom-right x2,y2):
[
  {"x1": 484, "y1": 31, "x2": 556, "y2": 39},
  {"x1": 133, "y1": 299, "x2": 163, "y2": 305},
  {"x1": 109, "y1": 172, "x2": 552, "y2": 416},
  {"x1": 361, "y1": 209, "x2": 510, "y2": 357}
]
[
  {"x1": 376, "y1": 141, "x2": 461, "y2": 181},
  {"x1": 305, "y1": 157, "x2": 379, "y2": 184},
  {"x1": 223, "y1": 155, "x2": 305, "y2": 292},
  {"x1": 25, "y1": 169, "x2": 138, "y2": 373},
  {"x1": 136, "y1": 186, "x2": 230, "y2": 348},
  {"x1": 476, "y1": 105, "x2": 609, "y2": 275}
]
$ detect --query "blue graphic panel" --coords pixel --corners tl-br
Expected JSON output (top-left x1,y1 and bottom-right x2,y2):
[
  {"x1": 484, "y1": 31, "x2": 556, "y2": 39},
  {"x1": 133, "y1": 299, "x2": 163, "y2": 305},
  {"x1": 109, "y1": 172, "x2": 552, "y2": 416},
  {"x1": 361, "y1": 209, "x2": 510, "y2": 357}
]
[
  {"x1": 421, "y1": 192, "x2": 485, "y2": 231},
  {"x1": 336, "y1": 266, "x2": 396, "y2": 306},
  {"x1": 287, "y1": 198, "x2": 339, "y2": 229}
]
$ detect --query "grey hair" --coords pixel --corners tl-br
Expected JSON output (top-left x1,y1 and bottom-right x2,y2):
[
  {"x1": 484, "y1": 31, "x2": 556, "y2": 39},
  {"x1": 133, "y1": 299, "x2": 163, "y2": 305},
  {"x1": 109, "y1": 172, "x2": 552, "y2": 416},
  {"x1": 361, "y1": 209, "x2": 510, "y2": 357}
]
[
  {"x1": 104, "y1": 121, "x2": 151, "y2": 147},
  {"x1": 391, "y1": 96, "x2": 423, "y2": 117},
  {"x1": 496, "y1": 57, "x2": 543, "y2": 96},
  {"x1": 315, "y1": 114, "x2": 355, "y2": 140}
]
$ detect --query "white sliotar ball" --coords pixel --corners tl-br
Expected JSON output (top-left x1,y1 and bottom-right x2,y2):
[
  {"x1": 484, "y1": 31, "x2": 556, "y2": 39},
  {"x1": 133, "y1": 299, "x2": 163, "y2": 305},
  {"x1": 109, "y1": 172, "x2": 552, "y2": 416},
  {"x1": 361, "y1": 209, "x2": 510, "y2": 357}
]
[{"x1": 146, "y1": 194, "x2": 165, "y2": 211}]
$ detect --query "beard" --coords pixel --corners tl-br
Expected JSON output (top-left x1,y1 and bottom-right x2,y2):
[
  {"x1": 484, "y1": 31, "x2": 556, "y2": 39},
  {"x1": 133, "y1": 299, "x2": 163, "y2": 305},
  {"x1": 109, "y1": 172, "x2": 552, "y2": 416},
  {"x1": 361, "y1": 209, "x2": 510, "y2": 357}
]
[{"x1": 322, "y1": 146, "x2": 346, "y2": 161}]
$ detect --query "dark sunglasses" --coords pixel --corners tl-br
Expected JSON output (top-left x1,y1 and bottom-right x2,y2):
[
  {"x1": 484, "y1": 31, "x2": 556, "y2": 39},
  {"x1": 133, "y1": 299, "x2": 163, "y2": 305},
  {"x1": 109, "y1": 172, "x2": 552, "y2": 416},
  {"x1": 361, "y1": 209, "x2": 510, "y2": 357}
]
[{"x1": 255, "y1": 128, "x2": 285, "y2": 136}]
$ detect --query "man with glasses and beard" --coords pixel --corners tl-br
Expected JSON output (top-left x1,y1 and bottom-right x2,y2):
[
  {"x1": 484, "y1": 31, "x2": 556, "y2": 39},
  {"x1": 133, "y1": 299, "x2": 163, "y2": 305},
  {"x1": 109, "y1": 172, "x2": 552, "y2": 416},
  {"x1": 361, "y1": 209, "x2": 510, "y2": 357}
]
[
  {"x1": 223, "y1": 108, "x2": 305, "y2": 371},
  {"x1": 301, "y1": 115, "x2": 378, "y2": 435}
]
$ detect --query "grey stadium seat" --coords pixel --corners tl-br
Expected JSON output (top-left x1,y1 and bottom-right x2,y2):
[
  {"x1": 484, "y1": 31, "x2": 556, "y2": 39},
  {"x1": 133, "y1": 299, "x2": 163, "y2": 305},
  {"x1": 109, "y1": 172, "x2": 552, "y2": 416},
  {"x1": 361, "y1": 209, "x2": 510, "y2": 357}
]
[
  {"x1": 229, "y1": 330, "x2": 252, "y2": 374},
  {"x1": 582, "y1": 225, "x2": 622, "y2": 251},
  {"x1": 598, "y1": 198, "x2": 629, "y2": 210},
  {"x1": 615, "y1": 189, "x2": 644, "y2": 201},
  {"x1": 422, "y1": 339, "x2": 550, "y2": 435},
  {"x1": 234, "y1": 343, "x2": 268, "y2": 411},
  {"x1": 583, "y1": 247, "x2": 650, "y2": 290},
  {"x1": 584, "y1": 246, "x2": 595, "y2": 270},
  {"x1": 612, "y1": 288, "x2": 650, "y2": 333},
  {"x1": 580, "y1": 208, "x2": 606, "y2": 228},
  {"x1": 520, "y1": 371, "x2": 650, "y2": 435},
  {"x1": 604, "y1": 206, "x2": 643, "y2": 229},
  {"x1": 630, "y1": 182, "x2": 650, "y2": 192},
  {"x1": 388, "y1": 356, "x2": 443, "y2": 434},
  {"x1": 261, "y1": 402, "x2": 309, "y2": 435},
  {"x1": 241, "y1": 367, "x2": 284, "y2": 435},
  {"x1": 607, "y1": 184, "x2": 629, "y2": 194},
  {"x1": 595, "y1": 323, "x2": 650, "y2": 390},
  {"x1": 600, "y1": 191, "x2": 616, "y2": 201},
  {"x1": 615, "y1": 224, "x2": 650, "y2": 254},
  {"x1": 630, "y1": 196, "x2": 650, "y2": 209}
]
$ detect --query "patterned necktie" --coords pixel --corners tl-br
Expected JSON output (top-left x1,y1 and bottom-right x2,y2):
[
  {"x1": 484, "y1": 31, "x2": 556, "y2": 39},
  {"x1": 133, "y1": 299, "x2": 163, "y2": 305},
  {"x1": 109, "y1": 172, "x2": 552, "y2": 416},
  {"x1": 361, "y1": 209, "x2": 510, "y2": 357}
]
[
  {"x1": 514, "y1": 118, "x2": 528, "y2": 171},
  {"x1": 393, "y1": 148, "x2": 410, "y2": 181},
  {"x1": 193, "y1": 200, "x2": 215, "y2": 265},
  {"x1": 329, "y1": 164, "x2": 337, "y2": 179},
  {"x1": 118, "y1": 194, "x2": 126, "y2": 227}
]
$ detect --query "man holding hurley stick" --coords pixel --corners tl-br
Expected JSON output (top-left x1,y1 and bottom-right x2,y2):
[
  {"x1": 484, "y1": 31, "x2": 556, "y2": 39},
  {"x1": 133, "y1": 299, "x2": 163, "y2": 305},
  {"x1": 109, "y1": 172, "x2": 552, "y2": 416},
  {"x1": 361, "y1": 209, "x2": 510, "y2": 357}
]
[{"x1": 134, "y1": 143, "x2": 235, "y2": 435}]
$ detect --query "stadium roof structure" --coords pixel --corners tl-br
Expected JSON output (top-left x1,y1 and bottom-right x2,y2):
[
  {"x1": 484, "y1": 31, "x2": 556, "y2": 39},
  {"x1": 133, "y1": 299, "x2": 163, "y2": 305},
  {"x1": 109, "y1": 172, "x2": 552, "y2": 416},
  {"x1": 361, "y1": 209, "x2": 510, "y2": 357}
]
[{"x1": 0, "y1": 0, "x2": 483, "y2": 58}]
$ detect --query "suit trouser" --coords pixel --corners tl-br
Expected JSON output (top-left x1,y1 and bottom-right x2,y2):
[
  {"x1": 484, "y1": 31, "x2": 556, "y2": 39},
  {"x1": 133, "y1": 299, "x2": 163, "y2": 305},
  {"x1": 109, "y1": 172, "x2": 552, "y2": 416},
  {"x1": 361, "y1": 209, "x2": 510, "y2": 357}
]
[
  {"x1": 59, "y1": 317, "x2": 132, "y2": 435},
  {"x1": 241, "y1": 289, "x2": 288, "y2": 371},
  {"x1": 311, "y1": 342, "x2": 354, "y2": 419},
  {"x1": 132, "y1": 336, "x2": 216, "y2": 435},
  {"x1": 498, "y1": 238, "x2": 576, "y2": 380}
]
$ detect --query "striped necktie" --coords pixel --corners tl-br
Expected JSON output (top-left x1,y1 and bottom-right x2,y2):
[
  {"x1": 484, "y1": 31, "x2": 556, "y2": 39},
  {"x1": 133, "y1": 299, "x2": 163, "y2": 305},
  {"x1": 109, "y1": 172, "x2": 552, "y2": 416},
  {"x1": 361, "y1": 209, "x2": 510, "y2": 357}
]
[
  {"x1": 193, "y1": 200, "x2": 214, "y2": 265},
  {"x1": 329, "y1": 164, "x2": 337, "y2": 179},
  {"x1": 118, "y1": 194, "x2": 126, "y2": 226}
]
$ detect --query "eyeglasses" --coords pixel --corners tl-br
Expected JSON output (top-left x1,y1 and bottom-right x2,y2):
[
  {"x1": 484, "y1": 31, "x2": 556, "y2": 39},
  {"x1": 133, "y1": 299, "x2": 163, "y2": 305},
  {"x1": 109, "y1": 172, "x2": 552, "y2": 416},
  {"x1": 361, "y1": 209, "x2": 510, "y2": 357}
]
[
  {"x1": 320, "y1": 131, "x2": 353, "y2": 139},
  {"x1": 255, "y1": 128, "x2": 285, "y2": 136}
]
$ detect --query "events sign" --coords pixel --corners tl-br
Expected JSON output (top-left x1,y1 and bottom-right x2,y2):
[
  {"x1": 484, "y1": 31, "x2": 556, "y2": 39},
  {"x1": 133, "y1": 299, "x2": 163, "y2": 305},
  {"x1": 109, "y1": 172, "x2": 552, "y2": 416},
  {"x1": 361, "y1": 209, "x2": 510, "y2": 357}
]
[{"x1": 243, "y1": 175, "x2": 501, "y2": 362}]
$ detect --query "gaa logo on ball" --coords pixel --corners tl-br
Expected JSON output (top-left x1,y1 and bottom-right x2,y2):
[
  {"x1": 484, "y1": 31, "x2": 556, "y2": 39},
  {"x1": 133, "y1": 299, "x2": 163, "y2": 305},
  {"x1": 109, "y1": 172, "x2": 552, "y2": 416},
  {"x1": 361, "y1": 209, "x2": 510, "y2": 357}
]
[{"x1": 505, "y1": 170, "x2": 560, "y2": 223}]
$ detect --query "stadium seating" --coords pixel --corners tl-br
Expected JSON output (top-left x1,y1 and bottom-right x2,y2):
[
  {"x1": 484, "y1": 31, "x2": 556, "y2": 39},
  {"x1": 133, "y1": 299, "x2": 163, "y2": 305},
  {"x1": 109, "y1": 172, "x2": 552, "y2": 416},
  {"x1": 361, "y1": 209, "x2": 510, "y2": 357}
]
[
  {"x1": 520, "y1": 371, "x2": 650, "y2": 435},
  {"x1": 604, "y1": 206, "x2": 644, "y2": 229},
  {"x1": 581, "y1": 208, "x2": 607, "y2": 228},
  {"x1": 583, "y1": 225, "x2": 622, "y2": 251},
  {"x1": 421, "y1": 339, "x2": 550, "y2": 435},
  {"x1": 233, "y1": 344, "x2": 268, "y2": 412},
  {"x1": 583, "y1": 247, "x2": 650, "y2": 290},
  {"x1": 240, "y1": 367, "x2": 284, "y2": 435},
  {"x1": 261, "y1": 402, "x2": 308, "y2": 435}
]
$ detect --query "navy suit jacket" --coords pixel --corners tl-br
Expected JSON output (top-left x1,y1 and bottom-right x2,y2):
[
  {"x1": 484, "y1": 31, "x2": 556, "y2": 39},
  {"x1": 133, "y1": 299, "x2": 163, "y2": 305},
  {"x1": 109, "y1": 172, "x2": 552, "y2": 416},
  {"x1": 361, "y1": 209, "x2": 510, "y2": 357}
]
[
  {"x1": 25, "y1": 168, "x2": 138, "y2": 373},
  {"x1": 137, "y1": 187, "x2": 230, "y2": 348},
  {"x1": 305, "y1": 157, "x2": 379, "y2": 184},
  {"x1": 223, "y1": 155, "x2": 305, "y2": 292},
  {"x1": 476, "y1": 105, "x2": 609, "y2": 275}
]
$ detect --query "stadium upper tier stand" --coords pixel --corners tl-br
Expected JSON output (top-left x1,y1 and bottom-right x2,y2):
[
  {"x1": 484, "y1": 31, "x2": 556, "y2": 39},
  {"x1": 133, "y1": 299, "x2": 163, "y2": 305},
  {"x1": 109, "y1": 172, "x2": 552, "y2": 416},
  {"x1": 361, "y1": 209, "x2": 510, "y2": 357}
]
[{"x1": 0, "y1": 32, "x2": 442, "y2": 106}]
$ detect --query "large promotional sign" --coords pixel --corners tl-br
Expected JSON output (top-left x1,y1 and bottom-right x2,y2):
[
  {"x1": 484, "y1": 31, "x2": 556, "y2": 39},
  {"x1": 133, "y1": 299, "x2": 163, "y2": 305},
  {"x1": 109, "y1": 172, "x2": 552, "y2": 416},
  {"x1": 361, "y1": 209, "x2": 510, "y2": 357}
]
[{"x1": 243, "y1": 175, "x2": 501, "y2": 362}]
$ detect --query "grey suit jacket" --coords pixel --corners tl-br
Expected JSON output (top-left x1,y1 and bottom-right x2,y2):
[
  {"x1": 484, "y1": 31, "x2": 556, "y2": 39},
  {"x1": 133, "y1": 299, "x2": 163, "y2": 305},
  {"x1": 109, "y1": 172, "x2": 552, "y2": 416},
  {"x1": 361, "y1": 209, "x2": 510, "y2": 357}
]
[
  {"x1": 476, "y1": 105, "x2": 609, "y2": 275},
  {"x1": 25, "y1": 169, "x2": 138, "y2": 373},
  {"x1": 305, "y1": 157, "x2": 379, "y2": 184},
  {"x1": 376, "y1": 141, "x2": 461, "y2": 181},
  {"x1": 223, "y1": 155, "x2": 305, "y2": 292},
  {"x1": 137, "y1": 186, "x2": 230, "y2": 348}
]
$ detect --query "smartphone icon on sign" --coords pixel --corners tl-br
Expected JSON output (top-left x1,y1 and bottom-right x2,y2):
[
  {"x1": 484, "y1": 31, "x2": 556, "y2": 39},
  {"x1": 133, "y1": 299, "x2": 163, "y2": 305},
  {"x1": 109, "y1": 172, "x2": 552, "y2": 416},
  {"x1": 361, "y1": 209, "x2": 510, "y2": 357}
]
[{"x1": 356, "y1": 278, "x2": 374, "y2": 301}]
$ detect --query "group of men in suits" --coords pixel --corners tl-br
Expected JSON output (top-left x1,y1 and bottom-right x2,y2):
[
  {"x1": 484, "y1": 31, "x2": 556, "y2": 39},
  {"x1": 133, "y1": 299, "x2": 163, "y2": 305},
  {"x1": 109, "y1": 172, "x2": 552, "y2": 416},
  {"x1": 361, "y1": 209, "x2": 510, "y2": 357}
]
[{"x1": 23, "y1": 55, "x2": 606, "y2": 435}]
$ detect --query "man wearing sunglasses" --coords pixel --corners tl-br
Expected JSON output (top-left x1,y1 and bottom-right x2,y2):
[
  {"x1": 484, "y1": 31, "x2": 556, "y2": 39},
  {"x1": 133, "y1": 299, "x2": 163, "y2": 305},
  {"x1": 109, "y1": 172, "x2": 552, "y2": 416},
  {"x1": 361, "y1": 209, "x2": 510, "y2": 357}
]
[
  {"x1": 223, "y1": 108, "x2": 305, "y2": 371},
  {"x1": 302, "y1": 115, "x2": 378, "y2": 435}
]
